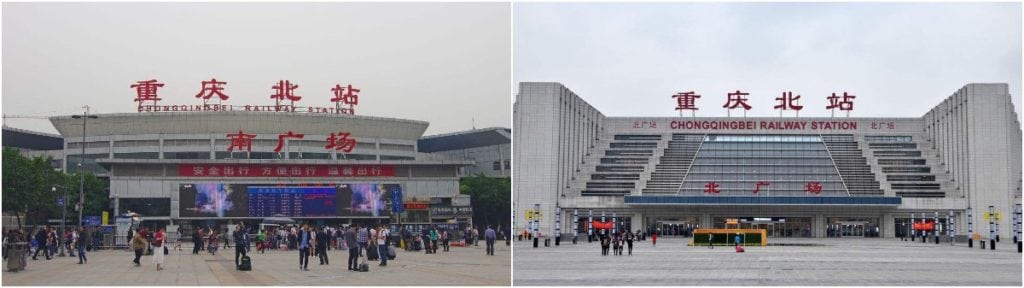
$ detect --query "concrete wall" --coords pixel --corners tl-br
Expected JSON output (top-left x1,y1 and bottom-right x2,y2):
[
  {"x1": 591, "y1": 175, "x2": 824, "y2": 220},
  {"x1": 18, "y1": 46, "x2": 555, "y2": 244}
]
[
  {"x1": 514, "y1": 83, "x2": 605, "y2": 235},
  {"x1": 923, "y1": 83, "x2": 1023, "y2": 240},
  {"x1": 432, "y1": 143, "x2": 511, "y2": 177}
]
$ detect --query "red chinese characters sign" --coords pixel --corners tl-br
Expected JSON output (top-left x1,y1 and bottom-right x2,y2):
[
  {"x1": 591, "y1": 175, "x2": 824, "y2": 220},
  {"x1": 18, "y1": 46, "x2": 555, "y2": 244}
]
[
  {"x1": 132, "y1": 79, "x2": 165, "y2": 109},
  {"x1": 133, "y1": 78, "x2": 358, "y2": 115},
  {"x1": 178, "y1": 164, "x2": 396, "y2": 177},
  {"x1": 670, "y1": 89, "x2": 858, "y2": 116}
]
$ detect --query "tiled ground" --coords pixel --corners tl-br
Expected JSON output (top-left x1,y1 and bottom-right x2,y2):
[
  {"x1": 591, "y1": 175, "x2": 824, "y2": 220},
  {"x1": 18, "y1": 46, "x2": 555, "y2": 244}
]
[
  {"x1": 3, "y1": 242, "x2": 511, "y2": 286},
  {"x1": 513, "y1": 236, "x2": 1022, "y2": 286}
]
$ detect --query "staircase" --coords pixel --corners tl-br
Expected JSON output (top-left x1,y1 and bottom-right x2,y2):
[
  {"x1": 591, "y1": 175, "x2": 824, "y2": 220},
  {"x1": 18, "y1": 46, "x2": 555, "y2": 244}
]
[
  {"x1": 641, "y1": 134, "x2": 704, "y2": 195},
  {"x1": 821, "y1": 135, "x2": 883, "y2": 196}
]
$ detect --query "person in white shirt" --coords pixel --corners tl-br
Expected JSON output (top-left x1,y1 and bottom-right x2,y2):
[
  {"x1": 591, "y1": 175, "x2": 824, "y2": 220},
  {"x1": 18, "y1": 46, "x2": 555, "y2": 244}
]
[{"x1": 376, "y1": 225, "x2": 389, "y2": 266}]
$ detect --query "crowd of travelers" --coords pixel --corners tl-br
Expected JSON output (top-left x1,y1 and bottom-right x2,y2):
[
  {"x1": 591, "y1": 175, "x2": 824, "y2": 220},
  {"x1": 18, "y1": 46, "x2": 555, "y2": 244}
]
[{"x1": 4, "y1": 223, "x2": 506, "y2": 272}]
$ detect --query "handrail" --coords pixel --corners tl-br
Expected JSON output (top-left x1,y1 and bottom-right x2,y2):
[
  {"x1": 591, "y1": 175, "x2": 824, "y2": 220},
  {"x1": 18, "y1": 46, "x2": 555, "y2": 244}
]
[
  {"x1": 820, "y1": 133, "x2": 852, "y2": 196},
  {"x1": 675, "y1": 134, "x2": 707, "y2": 195}
]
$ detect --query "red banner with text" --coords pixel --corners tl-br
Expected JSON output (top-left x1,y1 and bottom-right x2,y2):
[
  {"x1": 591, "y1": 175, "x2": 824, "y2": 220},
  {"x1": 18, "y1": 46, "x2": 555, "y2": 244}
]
[{"x1": 178, "y1": 164, "x2": 396, "y2": 177}]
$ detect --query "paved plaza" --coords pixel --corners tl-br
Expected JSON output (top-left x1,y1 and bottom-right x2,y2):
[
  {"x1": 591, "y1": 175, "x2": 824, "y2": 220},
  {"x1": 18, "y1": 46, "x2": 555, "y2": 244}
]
[
  {"x1": 3, "y1": 243, "x2": 510, "y2": 286},
  {"x1": 513, "y1": 236, "x2": 1022, "y2": 286}
]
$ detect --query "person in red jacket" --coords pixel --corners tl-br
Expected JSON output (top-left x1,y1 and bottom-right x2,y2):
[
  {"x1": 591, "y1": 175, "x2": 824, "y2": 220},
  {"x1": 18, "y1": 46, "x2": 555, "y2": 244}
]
[{"x1": 652, "y1": 231, "x2": 657, "y2": 246}]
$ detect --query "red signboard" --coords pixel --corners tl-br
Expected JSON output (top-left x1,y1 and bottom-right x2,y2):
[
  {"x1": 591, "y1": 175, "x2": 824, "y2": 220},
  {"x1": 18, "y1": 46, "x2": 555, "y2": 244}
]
[
  {"x1": 592, "y1": 221, "x2": 613, "y2": 230},
  {"x1": 404, "y1": 202, "x2": 429, "y2": 210},
  {"x1": 178, "y1": 164, "x2": 395, "y2": 177},
  {"x1": 912, "y1": 221, "x2": 935, "y2": 231}
]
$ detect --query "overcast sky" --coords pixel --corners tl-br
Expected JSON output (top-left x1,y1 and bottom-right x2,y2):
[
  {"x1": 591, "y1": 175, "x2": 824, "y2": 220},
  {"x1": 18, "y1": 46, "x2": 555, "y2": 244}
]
[
  {"x1": 2, "y1": 2, "x2": 511, "y2": 136},
  {"x1": 514, "y1": 2, "x2": 1022, "y2": 121}
]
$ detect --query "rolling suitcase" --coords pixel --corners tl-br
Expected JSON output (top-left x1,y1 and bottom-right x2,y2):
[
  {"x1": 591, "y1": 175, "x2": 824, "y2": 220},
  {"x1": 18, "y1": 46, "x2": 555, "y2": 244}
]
[
  {"x1": 387, "y1": 246, "x2": 397, "y2": 260},
  {"x1": 238, "y1": 255, "x2": 252, "y2": 270},
  {"x1": 366, "y1": 245, "x2": 380, "y2": 261}
]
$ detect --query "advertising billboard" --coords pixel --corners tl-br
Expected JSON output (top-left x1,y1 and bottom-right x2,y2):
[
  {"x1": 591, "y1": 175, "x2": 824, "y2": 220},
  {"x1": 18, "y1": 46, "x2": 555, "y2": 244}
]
[
  {"x1": 179, "y1": 183, "x2": 397, "y2": 218},
  {"x1": 179, "y1": 183, "x2": 248, "y2": 217}
]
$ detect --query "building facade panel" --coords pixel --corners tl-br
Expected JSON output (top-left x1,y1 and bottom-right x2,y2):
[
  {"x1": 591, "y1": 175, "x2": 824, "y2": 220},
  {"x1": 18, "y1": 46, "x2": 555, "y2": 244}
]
[{"x1": 515, "y1": 82, "x2": 1022, "y2": 240}]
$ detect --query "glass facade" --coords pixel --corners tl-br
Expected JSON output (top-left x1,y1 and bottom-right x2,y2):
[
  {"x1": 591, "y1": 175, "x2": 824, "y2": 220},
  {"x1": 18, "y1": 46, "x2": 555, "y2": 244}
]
[
  {"x1": 864, "y1": 136, "x2": 912, "y2": 143},
  {"x1": 679, "y1": 134, "x2": 847, "y2": 196}
]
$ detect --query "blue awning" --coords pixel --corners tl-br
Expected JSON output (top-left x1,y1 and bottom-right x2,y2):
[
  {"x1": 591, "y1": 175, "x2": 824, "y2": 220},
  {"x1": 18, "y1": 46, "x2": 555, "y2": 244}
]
[{"x1": 624, "y1": 195, "x2": 901, "y2": 206}]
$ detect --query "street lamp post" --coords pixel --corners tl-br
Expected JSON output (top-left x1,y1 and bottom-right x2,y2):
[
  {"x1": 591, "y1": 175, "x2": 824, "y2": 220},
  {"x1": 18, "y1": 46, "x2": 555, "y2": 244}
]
[
  {"x1": 72, "y1": 107, "x2": 98, "y2": 229},
  {"x1": 55, "y1": 186, "x2": 67, "y2": 257}
]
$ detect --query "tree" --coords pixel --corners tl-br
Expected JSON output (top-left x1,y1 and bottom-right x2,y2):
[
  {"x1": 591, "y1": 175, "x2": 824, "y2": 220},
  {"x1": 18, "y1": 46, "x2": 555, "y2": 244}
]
[
  {"x1": 459, "y1": 174, "x2": 510, "y2": 230},
  {"x1": 2, "y1": 147, "x2": 110, "y2": 229},
  {"x1": 3, "y1": 148, "x2": 59, "y2": 228}
]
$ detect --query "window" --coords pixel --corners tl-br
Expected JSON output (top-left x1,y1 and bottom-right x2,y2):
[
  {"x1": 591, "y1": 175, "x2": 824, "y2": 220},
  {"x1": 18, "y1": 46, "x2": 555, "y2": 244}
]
[
  {"x1": 614, "y1": 134, "x2": 661, "y2": 141},
  {"x1": 338, "y1": 154, "x2": 377, "y2": 160},
  {"x1": 605, "y1": 150, "x2": 653, "y2": 156},
  {"x1": 493, "y1": 161, "x2": 501, "y2": 171},
  {"x1": 214, "y1": 151, "x2": 249, "y2": 159},
  {"x1": 249, "y1": 152, "x2": 280, "y2": 159},
  {"x1": 163, "y1": 152, "x2": 210, "y2": 159},
  {"x1": 872, "y1": 151, "x2": 921, "y2": 157},
  {"x1": 887, "y1": 175, "x2": 936, "y2": 182},
  {"x1": 865, "y1": 136, "x2": 912, "y2": 143},
  {"x1": 610, "y1": 142, "x2": 658, "y2": 149},
  {"x1": 882, "y1": 167, "x2": 930, "y2": 173},
  {"x1": 878, "y1": 159, "x2": 926, "y2": 166},
  {"x1": 504, "y1": 160, "x2": 511, "y2": 170},
  {"x1": 113, "y1": 152, "x2": 159, "y2": 159}
]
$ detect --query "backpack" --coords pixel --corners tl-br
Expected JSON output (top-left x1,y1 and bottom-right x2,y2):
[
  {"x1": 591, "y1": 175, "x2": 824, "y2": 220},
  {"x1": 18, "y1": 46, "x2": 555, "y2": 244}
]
[{"x1": 238, "y1": 255, "x2": 252, "y2": 270}]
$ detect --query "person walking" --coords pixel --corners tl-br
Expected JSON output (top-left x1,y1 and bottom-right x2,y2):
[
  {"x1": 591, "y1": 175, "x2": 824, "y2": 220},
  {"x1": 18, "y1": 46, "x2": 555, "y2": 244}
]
[
  {"x1": 421, "y1": 227, "x2": 431, "y2": 254},
  {"x1": 32, "y1": 228, "x2": 49, "y2": 260},
  {"x1": 257, "y1": 229, "x2": 267, "y2": 254},
  {"x1": 734, "y1": 234, "x2": 742, "y2": 247},
  {"x1": 152, "y1": 228, "x2": 166, "y2": 271},
  {"x1": 440, "y1": 229, "x2": 450, "y2": 252},
  {"x1": 207, "y1": 228, "x2": 219, "y2": 255},
  {"x1": 223, "y1": 228, "x2": 231, "y2": 249},
  {"x1": 625, "y1": 230, "x2": 634, "y2": 256},
  {"x1": 345, "y1": 224, "x2": 359, "y2": 271},
  {"x1": 376, "y1": 225, "x2": 389, "y2": 266},
  {"x1": 316, "y1": 226, "x2": 329, "y2": 265},
  {"x1": 472, "y1": 227, "x2": 480, "y2": 246},
  {"x1": 708, "y1": 233, "x2": 714, "y2": 249},
  {"x1": 46, "y1": 228, "x2": 57, "y2": 257},
  {"x1": 132, "y1": 231, "x2": 146, "y2": 266},
  {"x1": 192, "y1": 229, "x2": 202, "y2": 255},
  {"x1": 357, "y1": 225, "x2": 369, "y2": 257},
  {"x1": 600, "y1": 232, "x2": 610, "y2": 256},
  {"x1": 652, "y1": 231, "x2": 658, "y2": 246},
  {"x1": 428, "y1": 226, "x2": 439, "y2": 254},
  {"x1": 173, "y1": 227, "x2": 183, "y2": 251},
  {"x1": 76, "y1": 227, "x2": 89, "y2": 264},
  {"x1": 233, "y1": 224, "x2": 248, "y2": 268},
  {"x1": 485, "y1": 226, "x2": 496, "y2": 256},
  {"x1": 613, "y1": 232, "x2": 622, "y2": 256},
  {"x1": 297, "y1": 224, "x2": 311, "y2": 271},
  {"x1": 65, "y1": 229, "x2": 76, "y2": 257},
  {"x1": 139, "y1": 227, "x2": 151, "y2": 255}
]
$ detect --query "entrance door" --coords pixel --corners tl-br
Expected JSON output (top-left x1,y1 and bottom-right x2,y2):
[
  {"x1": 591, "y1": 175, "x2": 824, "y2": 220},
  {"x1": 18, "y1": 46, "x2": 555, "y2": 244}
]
[{"x1": 840, "y1": 223, "x2": 865, "y2": 237}]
